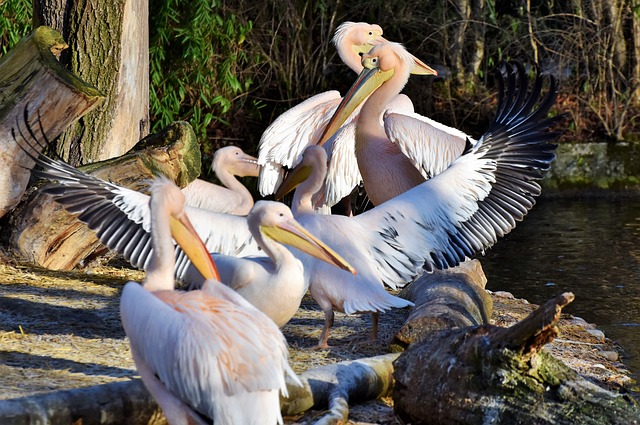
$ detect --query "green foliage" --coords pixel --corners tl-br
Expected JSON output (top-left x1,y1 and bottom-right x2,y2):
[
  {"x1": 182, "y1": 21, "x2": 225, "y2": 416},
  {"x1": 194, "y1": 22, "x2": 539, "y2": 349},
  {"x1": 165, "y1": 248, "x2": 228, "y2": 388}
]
[
  {"x1": 0, "y1": 0, "x2": 32, "y2": 55},
  {"x1": 148, "y1": 0, "x2": 259, "y2": 152}
]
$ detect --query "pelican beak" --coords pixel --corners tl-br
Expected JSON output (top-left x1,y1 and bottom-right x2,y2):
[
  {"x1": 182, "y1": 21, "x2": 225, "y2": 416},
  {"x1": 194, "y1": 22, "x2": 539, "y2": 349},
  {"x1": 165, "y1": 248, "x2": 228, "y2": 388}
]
[
  {"x1": 410, "y1": 56, "x2": 438, "y2": 76},
  {"x1": 273, "y1": 164, "x2": 313, "y2": 200},
  {"x1": 317, "y1": 65, "x2": 394, "y2": 146},
  {"x1": 370, "y1": 37, "x2": 438, "y2": 76},
  {"x1": 169, "y1": 213, "x2": 220, "y2": 281},
  {"x1": 261, "y1": 220, "x2": 357, "y2": 275},
  {"x1": 239, "y1": 153, "x2": 260, "y2": 177}
]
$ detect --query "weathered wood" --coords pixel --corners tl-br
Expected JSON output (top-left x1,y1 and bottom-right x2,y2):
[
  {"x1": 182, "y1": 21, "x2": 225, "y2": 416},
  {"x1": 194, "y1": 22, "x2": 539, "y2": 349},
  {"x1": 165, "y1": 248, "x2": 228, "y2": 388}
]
[
  {"x1": 33, "y1": 0, "x2": 150, "y2": 164},
  {"x1": 393, "y1": 292, "x2": 640, "y2": 425},
  {"x1": 0, "y1": 379, "x2": 166, "y2": 425},
  {"x1": 0, "y1": 26, "x2": 104, "y2": 219},
  {"x1": 282, "y1": 353, "x2": 399, "y2": 424},
  {"x1": 0, "y1": 354, "x2": 398, "y2": 425},
  {"x1": 8, "y1": 121, "x2": 202, "y2": 270},
  {"x1": 393, "y1": 259, "x2": 492, "y2": 348}
]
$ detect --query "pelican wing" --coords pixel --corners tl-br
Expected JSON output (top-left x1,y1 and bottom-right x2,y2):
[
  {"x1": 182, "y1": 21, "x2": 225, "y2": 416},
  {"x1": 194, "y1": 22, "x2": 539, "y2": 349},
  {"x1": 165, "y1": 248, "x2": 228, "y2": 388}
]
[
  {"x1": 21, "y1": 150, "x2": 260, "y2": 275},
  {"x1": 257, "y1": 91, "x2": 342, "y2": 196},
  {"x1": 355, "y1": 62, "x2": 561, "y2": 285},
  {"x1": 384, "y1": 111, "x2": 470, "y2": 180},
  {"x1": 121, "y1": 281, "x2": 298, "y2": 422},
  {"x1": 322, "y1": 123, "x2": 362, "y2": 207}
]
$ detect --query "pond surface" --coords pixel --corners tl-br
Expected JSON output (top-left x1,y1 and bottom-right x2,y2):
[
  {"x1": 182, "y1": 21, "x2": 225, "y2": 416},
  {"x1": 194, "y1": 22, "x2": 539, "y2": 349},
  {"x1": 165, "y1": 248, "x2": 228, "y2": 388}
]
[{"x1": 479, "y1": 196, "x2": 640, "y2": 377}]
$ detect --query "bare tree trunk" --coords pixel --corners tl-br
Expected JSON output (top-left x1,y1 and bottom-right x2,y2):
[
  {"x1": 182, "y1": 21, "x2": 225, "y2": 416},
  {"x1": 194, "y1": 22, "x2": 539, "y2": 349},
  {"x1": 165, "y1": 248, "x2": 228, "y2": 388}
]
[
  {"x1": 0, "y1": 26, "x2": 103, "y2": 219},
  {"x1": 631, "y1": 0, "x2": 640, "y2": 104},
  {"x1": 451, "y1": 0, "x2": 471, "y2": 86},
  {"x1": 468, "y1": 0, "x2": 485, "y2": 80},
  {"x1": 32, "y1": 0, "x2": 149, "y2": 165}
]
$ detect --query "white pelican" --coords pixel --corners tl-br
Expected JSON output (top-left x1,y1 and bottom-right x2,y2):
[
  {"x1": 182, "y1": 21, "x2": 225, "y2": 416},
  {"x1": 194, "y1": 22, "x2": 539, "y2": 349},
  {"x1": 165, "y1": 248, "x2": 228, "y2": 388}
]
[
  {"x1": 181, "y1": 145, "x2": 259, "y2": 215},
  {"x1": 182, "y1": 200, "x2": 356, "y2": 327},
  {"x1": 276, "y1": 145, "x2": 415, "y2": 347},
  {"x1": 257, "y1": 22, "x2": 437, "y2": 209},
  {"x1": 275, "y1": 61, "x2": 561, "y2": 346},
  {"x1": 316, "y1": 41, "x2": 479, "y2": 205},
  {"x1": 120, "y1": 177, "x2": 300, "y2": 425},
  {"x1": 16, "y1": 123, "x2": 357, "y2": 330}
]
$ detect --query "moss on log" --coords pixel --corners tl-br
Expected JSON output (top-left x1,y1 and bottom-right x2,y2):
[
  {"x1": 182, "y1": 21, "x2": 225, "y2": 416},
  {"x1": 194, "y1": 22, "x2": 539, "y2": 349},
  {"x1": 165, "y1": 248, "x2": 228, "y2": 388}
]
[
  {"x1": 0, "y1": 26, "x2": 104, "y2": 219},
  {"x1": 8, "y1": 121, "x2": 201, "y2": 270},
  {"x1": 393, "y1": 292, "x2": 640, "y2": 424}
]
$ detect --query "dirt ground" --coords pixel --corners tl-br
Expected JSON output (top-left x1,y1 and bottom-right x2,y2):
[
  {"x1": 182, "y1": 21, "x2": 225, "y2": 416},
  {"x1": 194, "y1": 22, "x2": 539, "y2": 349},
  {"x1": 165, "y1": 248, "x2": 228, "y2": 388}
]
[{"x1": 0, "y1": 254, "x2": 636, "y2": 424}]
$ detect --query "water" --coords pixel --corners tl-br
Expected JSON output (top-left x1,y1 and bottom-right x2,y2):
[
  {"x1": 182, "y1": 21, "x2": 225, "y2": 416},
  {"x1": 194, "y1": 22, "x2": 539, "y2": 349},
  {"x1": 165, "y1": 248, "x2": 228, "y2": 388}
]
[{"x1": 479, "y1": 197, "x2": 640, "y2": 376}]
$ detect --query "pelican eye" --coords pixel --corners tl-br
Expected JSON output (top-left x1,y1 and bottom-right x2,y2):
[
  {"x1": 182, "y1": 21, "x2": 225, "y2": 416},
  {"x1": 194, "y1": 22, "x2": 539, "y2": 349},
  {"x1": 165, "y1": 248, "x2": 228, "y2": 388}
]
[{"x1": 368, "y1": 31, "x2": 373, "y2": 35}]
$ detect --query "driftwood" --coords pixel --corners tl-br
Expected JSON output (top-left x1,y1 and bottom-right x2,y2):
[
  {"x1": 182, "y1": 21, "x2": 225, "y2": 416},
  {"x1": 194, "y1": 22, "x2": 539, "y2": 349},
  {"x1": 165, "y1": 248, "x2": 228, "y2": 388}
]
[
  {"x1": 393, "y1": 259, "x2": 492, "y2": 348},
  {"x1": 0, "y1": 379, "x2": 165, "y2": 425},
  {"x1": 0, "y1": 354, "x2": 399, "y2": 425},
  {"x1": 7, "y1": 121, "x2": 202, "y2": 270},
  {"x1": 393, "y1": 292, "x2": 640, "y2": 424},
  {"x1": 0, "y1": 26, "x2": 104, "y2": 219}
]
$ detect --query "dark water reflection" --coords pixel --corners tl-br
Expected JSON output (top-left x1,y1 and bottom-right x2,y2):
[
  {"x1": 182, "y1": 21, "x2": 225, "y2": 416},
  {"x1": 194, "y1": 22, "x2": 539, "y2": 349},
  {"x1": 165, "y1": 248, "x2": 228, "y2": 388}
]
[{"x1": 479, "y1": 197, "x2": 640, "y2": 376}]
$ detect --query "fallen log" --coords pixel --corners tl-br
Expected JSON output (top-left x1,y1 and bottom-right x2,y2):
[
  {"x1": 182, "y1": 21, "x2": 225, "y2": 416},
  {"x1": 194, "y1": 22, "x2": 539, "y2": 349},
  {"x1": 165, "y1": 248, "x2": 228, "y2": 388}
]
[
  {"x1": 0, "y1": 379, "x2": 165, "y2": 425},
  {"x1": 393, "y1": 292, "x2": 640, "y2": 424},
  {"x1": 0, "y1": 353, "x2": 399, "y2": 425},
  {"x1": 0, "y1": 26, "x2": 104, "y2": 219},
  {"x1": 7, "y1": 121, "x2": 202, "y2": 270},
  {"x1": 393, "y1": 259, "x2": 492, "y2": 348}
]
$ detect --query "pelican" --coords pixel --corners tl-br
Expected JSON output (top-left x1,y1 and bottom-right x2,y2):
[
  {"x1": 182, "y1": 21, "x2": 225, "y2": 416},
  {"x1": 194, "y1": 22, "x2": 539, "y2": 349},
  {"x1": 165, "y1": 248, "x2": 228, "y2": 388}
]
[
  {"x1": 16, "y1": 122, "x2": 357, "y2": 329},
  {"x1": 257, "y1": 22, "x2": 437, "y2": 209},
  {"x1": 120, "y1": 177, "x2": 300, "y2": 424},
  {"x1": 16, "y1": 60, "x2": 561, "y2": 349},
  {"x1": 276, "y1": 145, "x2": 415, "y2": 347},
  {"x1": 275, "y1": 61, "x2": 561, "y2": 347},
  {"x1": 317, "y1": 42, "x2": 498, "y2": 205},
  {"x1": 182, "y1": 200, "x2": 357, "y2": 327},
  {"x1": 182, "y1": 145, "x2": 259, "y2": 215}
]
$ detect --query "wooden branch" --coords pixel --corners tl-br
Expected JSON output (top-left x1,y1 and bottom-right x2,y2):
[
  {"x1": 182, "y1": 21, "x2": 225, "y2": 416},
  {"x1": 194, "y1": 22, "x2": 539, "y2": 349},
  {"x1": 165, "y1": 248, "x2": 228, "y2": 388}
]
[
  {"x1": 0, "y1": 26, "x2": 104, "y2": 219},
  {"x1": 282, "y1": 353, "x2": 399, "y2": 424},
  {"x1": 7, "y1": 121, "x2": 202, "y2": 270},
  {"x1": 393, "y1": 292, "x2": 640, "y2": 424},
  {"x1": 393, "y1": 259, "x2": 492, "y2": 348}
]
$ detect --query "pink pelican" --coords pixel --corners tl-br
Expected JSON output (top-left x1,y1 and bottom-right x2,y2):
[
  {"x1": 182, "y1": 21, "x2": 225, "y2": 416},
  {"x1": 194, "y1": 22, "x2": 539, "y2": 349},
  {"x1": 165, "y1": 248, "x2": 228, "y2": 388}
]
[{"x1": 120, "y1": 177, "x2": 300, "y2": 424}]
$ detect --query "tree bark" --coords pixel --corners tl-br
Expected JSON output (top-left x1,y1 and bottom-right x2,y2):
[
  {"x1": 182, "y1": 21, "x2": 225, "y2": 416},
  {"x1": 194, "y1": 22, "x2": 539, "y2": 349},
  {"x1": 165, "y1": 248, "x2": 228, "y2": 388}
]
[
  {"x1": 0, "y1": 26, "x2": 104, "y2": 220},
  {"x1": 393, "y1": 292, "x2": 640, "y2": 424},
  {"x1": 8, "y1": 121, "x2": 201, "y2": 271},
  {"x1": 32, "y1": 0, "x2": 149, "y2": 165},
  {"x1": 393, "y1": 259, "x2": 492, "y2": 349},
  {"x1": 0, "y1": 379, "x2": 166, "y2": 425}
]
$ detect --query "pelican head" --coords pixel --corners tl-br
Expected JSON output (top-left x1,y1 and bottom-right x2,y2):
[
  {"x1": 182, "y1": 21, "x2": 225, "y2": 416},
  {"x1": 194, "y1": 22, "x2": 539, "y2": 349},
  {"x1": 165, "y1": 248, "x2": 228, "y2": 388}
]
[
  {"x1": 333, "y1": 21, "x2": 439, "y2": 76},
  {"x1": 212, "y1": 146, "x2": 259, "y2": 178},
  {"x1": 249, "y1": 201, "x2": 356, "y2": 275},
  {"x1": 151, "y1": 178, "x2": 220, "y2": 281},
  {"x1": 318, "y1": 42, "x2": 438, "y2": 146}
]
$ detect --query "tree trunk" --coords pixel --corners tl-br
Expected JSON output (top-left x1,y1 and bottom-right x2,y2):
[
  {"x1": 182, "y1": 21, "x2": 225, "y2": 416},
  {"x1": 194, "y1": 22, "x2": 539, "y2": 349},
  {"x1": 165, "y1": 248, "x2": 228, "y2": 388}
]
[
  {"x1": 8, "y1": 121, "x2": 201, "y2": 270},
  {"x1": 32, "y1": 0, "x2": 149, "y2": 165},
  {"x1": 451, "y1": 0, "x2": 471, "y2": 86},
  {"x1": 0, "y1": 26, "x2": 103, "y2": 220},
  {"x1": 393, "y1": 292, "x2": 640, "y2": 424}
]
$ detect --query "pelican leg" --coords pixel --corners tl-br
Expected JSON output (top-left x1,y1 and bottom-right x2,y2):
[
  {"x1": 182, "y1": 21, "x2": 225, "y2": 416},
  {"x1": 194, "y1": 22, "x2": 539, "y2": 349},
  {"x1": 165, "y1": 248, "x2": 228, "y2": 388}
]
[
  {"x1": 314, "y1": 309, "x2": 335, "y2": 349},
  {"x1": 370, "y1": 312, "x2": 379, "y2": 341}
]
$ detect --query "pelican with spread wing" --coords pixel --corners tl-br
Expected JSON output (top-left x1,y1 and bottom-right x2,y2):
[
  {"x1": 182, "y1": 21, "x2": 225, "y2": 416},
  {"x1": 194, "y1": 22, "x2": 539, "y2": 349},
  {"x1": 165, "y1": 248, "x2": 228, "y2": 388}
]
[
  {"x1": 257, "y1": 21, "x2": 437, "y2": 209},
  {"x1": 275, "y1": 61, "x2": 561, "y2": 347}
]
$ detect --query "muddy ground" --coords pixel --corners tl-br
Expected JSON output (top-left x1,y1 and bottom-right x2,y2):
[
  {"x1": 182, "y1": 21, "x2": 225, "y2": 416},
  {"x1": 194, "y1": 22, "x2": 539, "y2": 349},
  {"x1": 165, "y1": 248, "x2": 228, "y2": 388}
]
[{"x1": 0, "y1": 254, "x2": 636, "y2": 424}]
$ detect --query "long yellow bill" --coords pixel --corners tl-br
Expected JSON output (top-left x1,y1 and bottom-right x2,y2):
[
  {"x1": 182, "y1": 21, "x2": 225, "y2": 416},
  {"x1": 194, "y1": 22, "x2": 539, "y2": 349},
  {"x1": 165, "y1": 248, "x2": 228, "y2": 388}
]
[
  {"x1": 316, "y1": 51, "x2": 437, "y2": 146},
  {"x1": 261, "y1": 220, "x2": 357, "y2": 275},
  {"x1": 274, "y1": 164, "x2": 313, "y2": 200},
  {"x1": 169, "y1": 213, "x2": 220, "y2": 281},
  {"x1": 369, "y1": 37, "x2": 439, "y2": 76}
]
